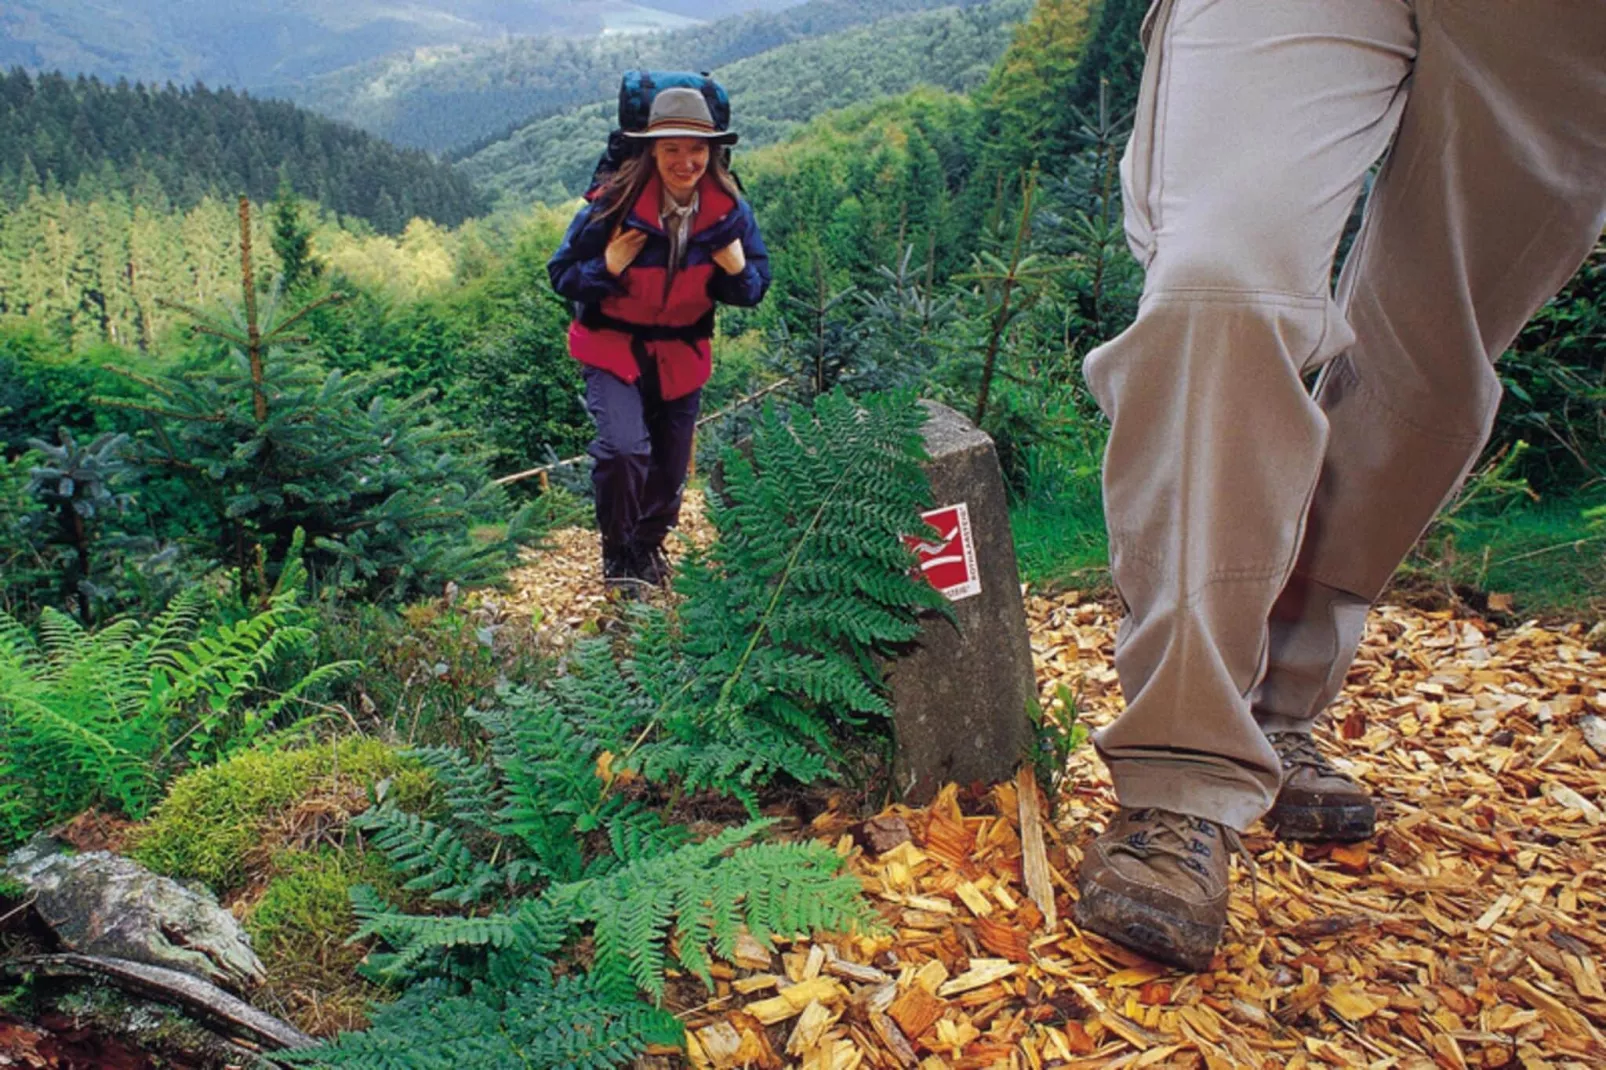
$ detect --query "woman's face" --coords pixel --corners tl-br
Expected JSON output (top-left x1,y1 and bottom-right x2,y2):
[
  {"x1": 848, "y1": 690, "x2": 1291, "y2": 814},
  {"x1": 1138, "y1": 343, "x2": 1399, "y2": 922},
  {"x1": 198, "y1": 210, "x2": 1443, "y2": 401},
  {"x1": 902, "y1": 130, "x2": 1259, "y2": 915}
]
[{"x1": 654, "y1": 137, "x2": 710, "y2": 200}]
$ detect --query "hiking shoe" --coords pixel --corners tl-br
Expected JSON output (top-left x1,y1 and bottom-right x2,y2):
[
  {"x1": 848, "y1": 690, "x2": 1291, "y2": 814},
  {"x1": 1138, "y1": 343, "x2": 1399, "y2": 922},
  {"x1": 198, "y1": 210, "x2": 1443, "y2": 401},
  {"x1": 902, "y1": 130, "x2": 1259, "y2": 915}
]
[
  {"x1": 1074, "y1": 807, "x2": 1242, "y2": 972},
  {"x1": 633, "y1": 542, "x2": 672, "y2": 588},
  {"x1": 602, "y1": 545, "x2": 651, "y2": 602},
  {"x1": 1264, "y1": 731, "x2": 1375, "y2": 842}
]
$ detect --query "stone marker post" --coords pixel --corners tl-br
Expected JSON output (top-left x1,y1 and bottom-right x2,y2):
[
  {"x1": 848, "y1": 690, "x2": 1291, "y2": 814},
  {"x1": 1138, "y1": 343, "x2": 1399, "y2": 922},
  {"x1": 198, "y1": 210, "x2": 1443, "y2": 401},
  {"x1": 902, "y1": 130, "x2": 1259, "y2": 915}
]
[{"x1": 884, "y1": 401, "x2": 1035, "y2": 803}]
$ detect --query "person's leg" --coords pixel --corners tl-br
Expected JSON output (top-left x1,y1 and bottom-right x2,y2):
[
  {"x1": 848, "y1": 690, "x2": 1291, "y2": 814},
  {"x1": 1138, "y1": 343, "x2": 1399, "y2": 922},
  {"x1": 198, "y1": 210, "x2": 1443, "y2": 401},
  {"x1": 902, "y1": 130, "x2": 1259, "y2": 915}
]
[
  {"x1": 1075, "y1": 0, "x2": 1419, "y2": 971},
  {"x1": 1253, "y1": 0, "x2": 1606, "y2": 796},
  {"x1": 1083, "y1": 0, "x2": 1417, "y2": 834},
  {"x1": 582, "y1": 365, "x2": 652, "y2": 583},
  {"x1": 634, "y1": 371, "x2": 701, "y2": 583}
]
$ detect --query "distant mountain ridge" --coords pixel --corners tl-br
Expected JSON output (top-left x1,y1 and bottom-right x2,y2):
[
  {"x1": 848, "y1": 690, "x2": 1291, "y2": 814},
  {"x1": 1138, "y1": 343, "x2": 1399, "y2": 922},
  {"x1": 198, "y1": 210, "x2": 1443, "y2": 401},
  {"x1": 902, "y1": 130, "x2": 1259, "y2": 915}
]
[
  {"x1": 0, "y1": 69, "x2": 485, "y2": 232},
  {"x1": 0, "y1": 0, "x2": 797, "y2": 93},
  {"x1": 459, "y1": 0, "x2": 1032, "y2": 206},
  {"x1": 279, "y1": 0, "x2": 987, "y2": 154}
]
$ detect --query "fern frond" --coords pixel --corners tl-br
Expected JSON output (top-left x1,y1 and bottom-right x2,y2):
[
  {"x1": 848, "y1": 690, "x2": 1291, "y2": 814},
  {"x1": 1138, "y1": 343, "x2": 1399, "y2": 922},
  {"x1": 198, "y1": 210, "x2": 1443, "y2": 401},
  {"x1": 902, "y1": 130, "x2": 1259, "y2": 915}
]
[
  {"x1": 139, "y1": 586, "x2": 208, "y2": 667},
  {"x1": 351, "y1": 807, "x2": 503, "y2": 906},
  {"x1": 288, "y1": 971, "x2": 681, "y2": 1070},
  {"x1": 406, "y1": 745, "x2": 505, "y2": 833}
]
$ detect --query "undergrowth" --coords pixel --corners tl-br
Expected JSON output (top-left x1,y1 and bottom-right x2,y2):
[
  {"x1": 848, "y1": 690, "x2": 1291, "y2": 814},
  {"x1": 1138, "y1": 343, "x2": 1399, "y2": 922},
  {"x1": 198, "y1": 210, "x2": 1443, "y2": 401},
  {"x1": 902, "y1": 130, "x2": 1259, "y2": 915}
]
[
  {"x1": 131, "y1": 736, "x2": 433, "y2": 893},
  {"x1": 0, "y1": 531, "x2": 359, "y2": 848},
  {"x1": 292, "y1": 390, "x2": 942, "y2": 1069}
]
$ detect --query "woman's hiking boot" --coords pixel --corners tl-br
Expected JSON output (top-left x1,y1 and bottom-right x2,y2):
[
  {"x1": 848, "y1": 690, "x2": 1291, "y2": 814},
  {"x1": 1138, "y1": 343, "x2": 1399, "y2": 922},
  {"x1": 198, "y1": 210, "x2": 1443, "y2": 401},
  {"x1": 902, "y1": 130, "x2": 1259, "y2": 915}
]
[
  {"x1": 1074, "y1": 807, "x2": 1247, "y2": 972},
  {"x1": 602, "y1": 544, "x2": 651, "y2": 602},
  {"x1": 633, "y1": 542, "x2": 673, "y2": 588},
  {"x1": 1264, "y1": 731, "x2": 1375, "y2": 842}
]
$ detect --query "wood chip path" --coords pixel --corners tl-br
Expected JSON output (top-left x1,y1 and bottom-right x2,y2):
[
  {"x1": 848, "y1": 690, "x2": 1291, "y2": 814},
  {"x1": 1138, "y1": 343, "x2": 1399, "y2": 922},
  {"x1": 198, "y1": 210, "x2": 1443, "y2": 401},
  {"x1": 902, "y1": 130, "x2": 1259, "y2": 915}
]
[{"x1": 499, "y1": 513, "x2": 1606, "y2": 1070}]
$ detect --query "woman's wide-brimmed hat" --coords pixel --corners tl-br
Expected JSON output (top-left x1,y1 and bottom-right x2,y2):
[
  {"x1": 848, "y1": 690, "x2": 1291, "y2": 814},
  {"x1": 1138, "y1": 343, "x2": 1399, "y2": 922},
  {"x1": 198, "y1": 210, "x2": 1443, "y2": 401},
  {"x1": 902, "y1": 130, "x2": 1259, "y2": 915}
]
[{"x1": 623, "y1": 87, "x2": 739, "y2": 144}]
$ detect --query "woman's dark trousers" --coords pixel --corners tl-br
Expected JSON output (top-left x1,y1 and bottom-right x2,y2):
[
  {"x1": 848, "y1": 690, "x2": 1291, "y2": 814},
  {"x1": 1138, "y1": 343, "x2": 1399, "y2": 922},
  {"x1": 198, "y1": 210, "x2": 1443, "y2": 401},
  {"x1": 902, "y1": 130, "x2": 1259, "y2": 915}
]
[{"x1": 582, "y1": 358, "x2": 701, "y2": 568}]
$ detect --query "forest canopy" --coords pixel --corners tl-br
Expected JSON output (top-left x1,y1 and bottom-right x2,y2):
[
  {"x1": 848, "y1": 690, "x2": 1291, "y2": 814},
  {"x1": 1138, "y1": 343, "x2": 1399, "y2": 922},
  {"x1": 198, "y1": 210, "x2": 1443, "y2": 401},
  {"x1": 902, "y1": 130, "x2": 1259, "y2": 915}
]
[{"x1": 0, "y1": 68, "x2": 488, "y2": 232}]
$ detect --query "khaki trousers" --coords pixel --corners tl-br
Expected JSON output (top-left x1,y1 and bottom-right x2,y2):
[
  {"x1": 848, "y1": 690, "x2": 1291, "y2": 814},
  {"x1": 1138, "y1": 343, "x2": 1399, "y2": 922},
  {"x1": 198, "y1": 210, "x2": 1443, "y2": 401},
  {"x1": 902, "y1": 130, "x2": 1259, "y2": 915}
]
[{"x1": 1082, "y1": 0, "x2": 1606, "y2": 831}]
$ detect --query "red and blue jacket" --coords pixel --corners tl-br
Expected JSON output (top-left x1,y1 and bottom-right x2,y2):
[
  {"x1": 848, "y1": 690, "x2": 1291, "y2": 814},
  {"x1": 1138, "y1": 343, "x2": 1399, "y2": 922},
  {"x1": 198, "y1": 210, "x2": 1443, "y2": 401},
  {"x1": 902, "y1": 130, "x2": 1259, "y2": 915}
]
[{"x1": 547, "y1": 172, "x2": 771, "y2": 401}]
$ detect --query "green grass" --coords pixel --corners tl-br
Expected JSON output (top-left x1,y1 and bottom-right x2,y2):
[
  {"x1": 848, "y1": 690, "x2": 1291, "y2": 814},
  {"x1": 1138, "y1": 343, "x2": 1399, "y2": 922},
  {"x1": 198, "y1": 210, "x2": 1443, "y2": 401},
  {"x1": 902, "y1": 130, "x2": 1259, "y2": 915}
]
[
  {"x1": 1401, "y1": 490, "x2": 1606, "y2": 620},
  {"x1": 1008, "y1": 459, "x2": 1604, "y2": 622},
  {"x1": 1011, "y1": 492, "x2": 1110, "y2": 592}
]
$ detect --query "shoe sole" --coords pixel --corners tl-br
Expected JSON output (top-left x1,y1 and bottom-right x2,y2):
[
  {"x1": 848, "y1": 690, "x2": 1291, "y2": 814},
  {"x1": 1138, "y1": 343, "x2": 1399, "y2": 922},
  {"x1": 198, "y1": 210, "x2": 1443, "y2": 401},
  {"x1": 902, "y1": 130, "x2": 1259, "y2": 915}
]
[
  {"x1": 604, "y1": 578, "x2": 653, "y2": 602},
  {"x1": 1267, "y1": 803, "x2": 1375, "y2": 843},
  {"x1": 1074, "y1": 887, "x2": 1220, "y2": 973}
]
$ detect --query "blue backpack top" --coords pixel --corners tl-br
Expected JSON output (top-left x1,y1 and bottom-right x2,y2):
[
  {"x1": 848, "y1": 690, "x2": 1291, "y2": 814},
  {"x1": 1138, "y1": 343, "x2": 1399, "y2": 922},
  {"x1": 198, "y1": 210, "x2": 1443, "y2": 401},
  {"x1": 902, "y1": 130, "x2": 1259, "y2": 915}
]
[
  {"x1": 589, "y1": 70, "x2": 737, "y2": 193},
  {"x1": 618, "y1": 71, "x2": 730, "y2": 134}
]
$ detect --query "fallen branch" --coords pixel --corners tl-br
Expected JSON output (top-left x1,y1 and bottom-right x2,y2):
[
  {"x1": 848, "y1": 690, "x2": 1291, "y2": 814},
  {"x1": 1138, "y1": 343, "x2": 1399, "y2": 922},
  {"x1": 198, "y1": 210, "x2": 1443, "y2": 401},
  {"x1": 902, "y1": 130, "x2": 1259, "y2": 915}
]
[{"x1": 0, "y1": 953, "x2": 317, "y2": 1052}]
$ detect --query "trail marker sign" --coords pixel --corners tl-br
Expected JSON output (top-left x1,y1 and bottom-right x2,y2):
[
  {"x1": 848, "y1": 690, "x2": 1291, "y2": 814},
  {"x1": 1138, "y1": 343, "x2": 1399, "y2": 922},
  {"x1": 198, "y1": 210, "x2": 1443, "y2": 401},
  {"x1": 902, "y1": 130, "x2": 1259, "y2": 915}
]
[
  {"x1": 906, "y1": 504, "x2": 981, "y2": 601},
  {"x1": 885, "y1": 402, "x2": 1035, "y2": 803}
]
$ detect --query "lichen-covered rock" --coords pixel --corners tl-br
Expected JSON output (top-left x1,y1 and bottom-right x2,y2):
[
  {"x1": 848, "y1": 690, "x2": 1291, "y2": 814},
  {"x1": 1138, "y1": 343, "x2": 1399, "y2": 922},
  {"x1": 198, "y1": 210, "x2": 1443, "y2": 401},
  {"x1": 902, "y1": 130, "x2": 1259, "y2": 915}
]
[{"x1": 3, "y1": 838, "x2": 265, "y2": 992}]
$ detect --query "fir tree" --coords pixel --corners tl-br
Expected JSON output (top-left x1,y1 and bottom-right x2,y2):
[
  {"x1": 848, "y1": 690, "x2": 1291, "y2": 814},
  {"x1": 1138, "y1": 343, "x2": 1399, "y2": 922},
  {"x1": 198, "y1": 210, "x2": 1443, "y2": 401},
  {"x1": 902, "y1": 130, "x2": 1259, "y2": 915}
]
[
  {"x1": 270, "y1": 175, "x2": 322, "y2": 293},
  {"x1": 96, "y1": 198, "x2": 549, "y2": 605}
]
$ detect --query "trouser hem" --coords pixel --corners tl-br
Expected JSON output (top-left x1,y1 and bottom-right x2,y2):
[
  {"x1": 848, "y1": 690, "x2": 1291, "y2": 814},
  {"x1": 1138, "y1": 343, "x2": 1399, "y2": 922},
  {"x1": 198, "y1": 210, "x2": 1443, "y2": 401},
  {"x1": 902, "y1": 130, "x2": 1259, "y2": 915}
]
[{"x1": 1102, "y1": 756, "x2": 1276, "y2": 834}]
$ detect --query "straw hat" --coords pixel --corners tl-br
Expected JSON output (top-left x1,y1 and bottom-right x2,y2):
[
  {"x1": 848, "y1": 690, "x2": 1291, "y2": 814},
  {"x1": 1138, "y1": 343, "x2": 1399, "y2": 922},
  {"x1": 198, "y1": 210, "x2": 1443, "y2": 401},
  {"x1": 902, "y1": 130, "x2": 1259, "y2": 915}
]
[{"x1": 623, "y1": 87, "x2": 738, "y2": 144}]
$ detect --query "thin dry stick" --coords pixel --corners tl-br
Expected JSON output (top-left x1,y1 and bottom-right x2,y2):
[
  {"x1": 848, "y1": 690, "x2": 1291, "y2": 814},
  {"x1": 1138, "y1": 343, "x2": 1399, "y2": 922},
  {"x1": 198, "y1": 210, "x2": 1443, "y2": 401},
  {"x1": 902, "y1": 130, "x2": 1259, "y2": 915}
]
[
  {"x1": 0, "y1": 893, "x2": 38, "y2": 928},
  {"x1": 1016, "y1": 764, "x2": 1058, "y2": 931},
  {"x1": 492, "y1": 376, "x2": 794, "y2": 487}
]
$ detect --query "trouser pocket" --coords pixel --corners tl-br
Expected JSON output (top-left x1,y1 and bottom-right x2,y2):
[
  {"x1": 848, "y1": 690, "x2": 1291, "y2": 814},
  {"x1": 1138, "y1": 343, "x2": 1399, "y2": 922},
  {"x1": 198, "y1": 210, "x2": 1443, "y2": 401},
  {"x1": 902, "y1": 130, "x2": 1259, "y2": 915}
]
[{"x1": 1121, "y1": 0, "x2": 1180, "y2": 267}]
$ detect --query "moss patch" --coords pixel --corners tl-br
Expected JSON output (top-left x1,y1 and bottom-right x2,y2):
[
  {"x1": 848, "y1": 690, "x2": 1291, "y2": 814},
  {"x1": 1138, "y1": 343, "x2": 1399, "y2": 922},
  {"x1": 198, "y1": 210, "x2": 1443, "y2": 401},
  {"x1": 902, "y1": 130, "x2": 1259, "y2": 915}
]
[
  {"x1": 243, "y1": 847, "x2": 399, "y2": 1036},
  {"x1": 130, "y1": 737, "x2": 433, "y2": 894}
]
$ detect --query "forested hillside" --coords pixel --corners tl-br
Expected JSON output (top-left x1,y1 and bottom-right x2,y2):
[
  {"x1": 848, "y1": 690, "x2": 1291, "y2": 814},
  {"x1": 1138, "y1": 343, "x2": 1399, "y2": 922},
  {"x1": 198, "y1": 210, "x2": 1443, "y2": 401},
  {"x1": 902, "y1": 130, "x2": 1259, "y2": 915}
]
[
  {"x1": 461, "y1": 0, "x2": 1031, "y2": 205},
  {"x1": 0, "y1": 0, "x2": 792, "y2": 93},
  {"x1": 289, "y1": 0, "x2": 993, "y2": 153},
  {"x1": 0, "y1": 70, "x2": 487, "y2": 231}
]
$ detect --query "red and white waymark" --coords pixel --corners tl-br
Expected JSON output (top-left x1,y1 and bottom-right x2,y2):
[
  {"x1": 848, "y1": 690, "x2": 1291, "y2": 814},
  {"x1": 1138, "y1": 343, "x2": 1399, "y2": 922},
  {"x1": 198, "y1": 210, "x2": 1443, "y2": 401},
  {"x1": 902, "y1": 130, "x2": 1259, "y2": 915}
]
[{"x1": 904, "y1": 503, "x2": 981, "y2": 602}]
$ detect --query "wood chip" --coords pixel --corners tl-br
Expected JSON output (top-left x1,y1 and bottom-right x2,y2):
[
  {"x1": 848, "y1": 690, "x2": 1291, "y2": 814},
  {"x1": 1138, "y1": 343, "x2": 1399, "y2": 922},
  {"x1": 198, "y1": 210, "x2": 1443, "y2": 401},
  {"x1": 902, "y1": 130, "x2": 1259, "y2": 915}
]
[
  {"x1": 913, "y1": 959, "x2": 949, "y2": 995},
  {"x1": 746, "y1": 978, "x2": 848, "y2": 1024},
  {"x1": 954, "y1": 880, "x2": 994, "y2": 917},
  {"x1": 869, "y1": 1010, "x2": 919, "y2": 1069},
  {"x1": 786, "y1": 1001, "x2": 837, "y2": 1057},
  {"x1": 888, "y1": 984, "x2": 947, "y2": 1040},
  {"x1": 731, "y1": 930, "x2": 773, "y2": 970},
  {"x1": 937, "y1": 959, "x2": 1018, "y2": 997},
  {"x1": 1017, "y1": 764, "x2": 1059, "y2": 932},
  {"x1": 732, "y1": 973, "x2": 781, "y2": 995},
  {"x1": 509, "y1": 556, "x2": 1606, "y2": 1070}
]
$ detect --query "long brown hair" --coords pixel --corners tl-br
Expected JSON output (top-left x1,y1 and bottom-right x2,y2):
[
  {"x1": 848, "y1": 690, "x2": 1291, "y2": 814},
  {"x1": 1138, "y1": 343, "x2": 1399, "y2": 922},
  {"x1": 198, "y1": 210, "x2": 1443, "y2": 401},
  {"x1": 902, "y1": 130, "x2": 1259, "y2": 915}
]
[{"x1": 594, "y1": 142, "x2": 741, "y2": 230}]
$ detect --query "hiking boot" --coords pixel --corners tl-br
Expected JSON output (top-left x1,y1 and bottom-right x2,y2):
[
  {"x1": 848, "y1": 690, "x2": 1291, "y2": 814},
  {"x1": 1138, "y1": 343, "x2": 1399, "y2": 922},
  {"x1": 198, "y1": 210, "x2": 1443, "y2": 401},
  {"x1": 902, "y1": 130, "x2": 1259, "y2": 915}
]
[
  {"x1": 1074, "y1": 807, "x2": 1243, "y2": 972},
  {"x1": 1264, "y1": 731, "x2": 1375, "y2": 842},
  {"x1": 602, "y1": 545, "x2": 651, "y2": 602},
  {"x1": 633, "y1": 542, "x2": 672, "y2": 588}
]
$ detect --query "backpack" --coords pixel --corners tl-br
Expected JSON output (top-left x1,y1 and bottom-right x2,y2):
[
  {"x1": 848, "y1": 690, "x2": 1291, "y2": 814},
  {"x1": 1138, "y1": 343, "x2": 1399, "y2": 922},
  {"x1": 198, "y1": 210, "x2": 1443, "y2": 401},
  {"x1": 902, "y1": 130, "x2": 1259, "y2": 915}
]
[{"x1": 587, "y1": 70, "x2": 737, "y2": 194}]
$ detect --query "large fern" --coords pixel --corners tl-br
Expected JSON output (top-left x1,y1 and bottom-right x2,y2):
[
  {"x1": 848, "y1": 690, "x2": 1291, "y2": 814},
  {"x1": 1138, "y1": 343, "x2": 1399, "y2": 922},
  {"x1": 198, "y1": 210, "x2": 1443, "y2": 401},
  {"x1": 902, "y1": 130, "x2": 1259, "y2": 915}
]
[
  {"x1": 317, "y1": 716, "x2": 872, "y2": 1066},
  {"x1": 0, "y1": 530, "x2": 358, "y2": 846},
  {"x1": 631, "y1": 389, "x2": 949, "y2": 795},
  {"x1": 287, "y1": 972, "x2": 682, "y2": 1070},
  {"x1": 301, "y1": 391, "x2": 939, "y2": 1069}
]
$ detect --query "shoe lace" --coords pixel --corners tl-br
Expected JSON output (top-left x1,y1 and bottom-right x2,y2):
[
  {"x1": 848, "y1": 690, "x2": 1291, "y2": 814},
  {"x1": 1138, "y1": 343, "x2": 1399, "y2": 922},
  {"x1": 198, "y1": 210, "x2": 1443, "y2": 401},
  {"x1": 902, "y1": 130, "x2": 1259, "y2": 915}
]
[
  {"x1": 1267, "y1": 731, "x2": 1341, "y2": 776},
  {"x1": 1118, "y1": 809, "x2": 1261, "y2": 911}
]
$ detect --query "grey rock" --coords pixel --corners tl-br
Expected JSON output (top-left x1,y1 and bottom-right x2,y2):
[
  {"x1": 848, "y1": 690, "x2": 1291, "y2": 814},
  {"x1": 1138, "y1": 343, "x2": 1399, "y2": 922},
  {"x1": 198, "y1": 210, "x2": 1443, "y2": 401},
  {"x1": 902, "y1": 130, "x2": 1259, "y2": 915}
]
[
  {"x1": 884, "y1": 402, "x2": 1035, "y2": 803},
  {"x1": 3, "y1": 838, "x2": 265, "y2": 992}
]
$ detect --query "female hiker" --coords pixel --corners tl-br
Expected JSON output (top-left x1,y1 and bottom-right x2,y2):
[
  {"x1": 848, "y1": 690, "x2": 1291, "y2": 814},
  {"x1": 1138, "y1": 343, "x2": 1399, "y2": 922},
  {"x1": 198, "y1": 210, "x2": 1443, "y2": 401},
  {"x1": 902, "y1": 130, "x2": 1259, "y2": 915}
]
[{"x1": 547, "y1": 86, "x2": 771, "y2": 596}]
